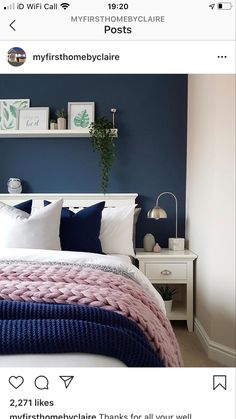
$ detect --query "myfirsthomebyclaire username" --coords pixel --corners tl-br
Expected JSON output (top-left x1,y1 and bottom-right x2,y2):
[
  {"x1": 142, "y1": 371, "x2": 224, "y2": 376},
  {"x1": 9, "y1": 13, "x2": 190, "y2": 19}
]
[{"x1": 32, "y1": 53, "x2": 120, "y2": 62}]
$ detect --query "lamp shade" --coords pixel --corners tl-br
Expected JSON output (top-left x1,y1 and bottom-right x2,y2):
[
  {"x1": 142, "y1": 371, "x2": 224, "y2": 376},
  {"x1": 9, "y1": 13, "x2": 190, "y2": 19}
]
[{"x1": 147, "y1": 206, "x2": 167, "y2": 220}]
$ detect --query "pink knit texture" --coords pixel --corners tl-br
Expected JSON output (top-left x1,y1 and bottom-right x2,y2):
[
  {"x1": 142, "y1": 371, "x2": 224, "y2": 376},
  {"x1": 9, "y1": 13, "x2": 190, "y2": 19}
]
[{"x1": 0, "y1": 261, "x2": 183, "y2": 367}]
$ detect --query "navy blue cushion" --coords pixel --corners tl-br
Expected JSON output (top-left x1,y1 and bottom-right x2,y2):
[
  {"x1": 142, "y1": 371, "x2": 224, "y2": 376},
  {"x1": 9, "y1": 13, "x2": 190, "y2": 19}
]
[
  {"x1": 15, "y1": 200, "x2": 32, "y2": 214},
  {"x1": 44, "y1": 200, "x2": 105, "y2": 253}
]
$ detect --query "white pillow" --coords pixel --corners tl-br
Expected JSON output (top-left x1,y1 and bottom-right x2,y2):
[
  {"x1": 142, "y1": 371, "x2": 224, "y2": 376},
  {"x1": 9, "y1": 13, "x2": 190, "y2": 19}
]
[
  {"x1": 100, "y1": 205, "x2": 136, "y2": 256},
  {"x1": 0, "y1": 199, "x2": 63, "y2": 250}
]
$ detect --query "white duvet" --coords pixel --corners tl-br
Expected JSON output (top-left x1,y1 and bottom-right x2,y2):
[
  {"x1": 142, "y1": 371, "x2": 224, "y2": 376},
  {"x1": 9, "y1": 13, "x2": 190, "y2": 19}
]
[{"x1": 0, "y1": 248, "x2": 165, "y2": 368}]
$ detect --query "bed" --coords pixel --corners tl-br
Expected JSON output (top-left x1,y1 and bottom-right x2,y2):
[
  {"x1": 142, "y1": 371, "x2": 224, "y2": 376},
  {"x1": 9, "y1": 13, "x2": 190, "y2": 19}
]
[{"x1": 0, "y1": 193, "x2": 182, "y2": 367}]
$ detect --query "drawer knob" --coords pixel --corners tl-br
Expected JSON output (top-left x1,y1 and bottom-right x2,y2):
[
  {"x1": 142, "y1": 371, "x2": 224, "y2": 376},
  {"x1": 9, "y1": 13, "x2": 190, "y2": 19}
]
[{"x1": 161, "y1": 269, "x2": 172, "y2": 275}]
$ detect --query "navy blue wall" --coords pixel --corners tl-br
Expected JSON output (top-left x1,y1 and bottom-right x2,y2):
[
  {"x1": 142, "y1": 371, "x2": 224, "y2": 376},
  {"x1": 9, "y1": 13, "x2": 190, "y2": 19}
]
[{"x1": 0, "y1": 74, "x2": 187, "y2": 247}]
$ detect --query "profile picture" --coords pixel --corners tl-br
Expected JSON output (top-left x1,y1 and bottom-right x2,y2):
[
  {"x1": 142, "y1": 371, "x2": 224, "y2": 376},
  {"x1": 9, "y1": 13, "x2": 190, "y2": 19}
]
[{"x1": 7, "y1": 47, "x2": 26, "y2": 67}]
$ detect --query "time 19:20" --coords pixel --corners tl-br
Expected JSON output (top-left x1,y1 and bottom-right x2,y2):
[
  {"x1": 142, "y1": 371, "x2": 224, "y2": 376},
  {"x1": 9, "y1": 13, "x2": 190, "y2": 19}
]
[{"x1": 108, "y1": 3, "x2": 129, "y2": 10}]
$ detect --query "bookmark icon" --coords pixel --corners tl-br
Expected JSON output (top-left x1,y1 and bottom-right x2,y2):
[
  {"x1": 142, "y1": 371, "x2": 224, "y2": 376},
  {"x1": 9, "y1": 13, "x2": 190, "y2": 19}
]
[
  {"x1": 213, "y1": 375, "x2": 227, "y2": 390},
  {"x1": 59, "y1": 376, "x2": 74, "y2": 389}
]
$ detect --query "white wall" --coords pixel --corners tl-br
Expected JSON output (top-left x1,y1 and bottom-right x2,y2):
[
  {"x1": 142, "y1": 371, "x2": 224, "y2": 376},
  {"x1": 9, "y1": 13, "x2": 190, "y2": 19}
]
[{"x1": 186, "y1": 75, "x2": 235, "y2": 360}]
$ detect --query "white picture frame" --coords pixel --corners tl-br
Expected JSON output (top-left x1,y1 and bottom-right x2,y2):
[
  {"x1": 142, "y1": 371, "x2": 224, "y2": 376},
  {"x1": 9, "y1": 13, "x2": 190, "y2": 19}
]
[
  {"x1": 17, "y1": 107, "x2": 49, "y2": 130},
  {"x1": 68, "y1": 102, "x2": 95, "y2": 130},
  {"x1": 0, "y1": 99, "x2": 30, "y2": 130}
]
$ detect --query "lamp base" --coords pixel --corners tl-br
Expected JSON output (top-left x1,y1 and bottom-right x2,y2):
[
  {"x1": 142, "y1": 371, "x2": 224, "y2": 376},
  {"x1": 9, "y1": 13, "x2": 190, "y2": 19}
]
[{"x1": 168, "y1": 238, "x2": 185, "y2": 251}]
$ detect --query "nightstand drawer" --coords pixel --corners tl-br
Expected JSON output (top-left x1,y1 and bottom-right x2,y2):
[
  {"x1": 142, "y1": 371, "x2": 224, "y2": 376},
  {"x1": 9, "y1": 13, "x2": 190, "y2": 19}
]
[{"x1": 145, "y1": 263, "x2": 187, "y2": 280}]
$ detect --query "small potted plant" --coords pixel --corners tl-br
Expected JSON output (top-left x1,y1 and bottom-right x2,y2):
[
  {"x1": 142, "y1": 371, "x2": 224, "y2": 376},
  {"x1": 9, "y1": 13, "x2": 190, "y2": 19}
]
[
  {"x1": 157, "y1": 285, "x2": 177, "y2": 314},
  {"x1": 89, "y1": 117, "x2": 116, "y2": 194},
  {"x1": 56, "y1": 109, "x2": 66, "y2": 130},
  {"x1": 50, "y1": 119, "x2": 57, "y2": 130}
]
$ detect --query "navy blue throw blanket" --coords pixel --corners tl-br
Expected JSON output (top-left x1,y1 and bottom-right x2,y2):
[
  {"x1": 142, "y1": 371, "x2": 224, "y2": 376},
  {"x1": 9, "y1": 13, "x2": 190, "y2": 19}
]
[{"x1": 0, "y1": 300, "x2": 164, "y2": 367}]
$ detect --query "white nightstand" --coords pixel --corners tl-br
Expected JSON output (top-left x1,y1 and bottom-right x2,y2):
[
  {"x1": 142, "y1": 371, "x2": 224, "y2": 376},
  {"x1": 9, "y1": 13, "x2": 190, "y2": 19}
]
[{"x1": 135, "y1": 248, "x2": 197, "y2": 332}]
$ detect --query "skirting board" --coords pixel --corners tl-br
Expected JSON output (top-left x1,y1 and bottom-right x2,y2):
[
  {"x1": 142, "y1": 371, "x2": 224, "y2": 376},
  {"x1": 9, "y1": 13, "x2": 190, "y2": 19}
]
[{"x1": 194, "y1": 318, "x2": 236, "y2": 367}]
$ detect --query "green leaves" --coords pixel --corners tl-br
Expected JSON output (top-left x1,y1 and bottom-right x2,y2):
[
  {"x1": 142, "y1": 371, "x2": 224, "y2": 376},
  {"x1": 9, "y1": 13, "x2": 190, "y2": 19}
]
[
  {"x1": 89, "y1": 117, "x2": 115, "y2": 194},
  {"x1": 14, "y1": 100, "x2": 28, "y2": 106},
  {"x1": 2, "y1": 106, "x2": 15, "y2": 129},
  {"x1": 74, "y1": 110, "x2": 90, "y2": 128},
  {"x1": 157, "y1": 286, "x2": 178, "y2": 301},
  {"x1": 3, "y1": 108, "x2": 9, "y2": 121},
  {"x1": 10, "y1": 105, "x2": 17, "y2": 118},
  {"x1": 0, "y1": 100, "x2": 29, "y2": 130},
  {"x1": 56, "y1": 108, "x2": 66, "y2": 119}
]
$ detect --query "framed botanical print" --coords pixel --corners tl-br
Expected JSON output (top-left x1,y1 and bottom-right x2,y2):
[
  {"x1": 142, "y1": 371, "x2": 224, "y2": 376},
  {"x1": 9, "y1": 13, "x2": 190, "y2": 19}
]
[
  {"x1": 17, "y1": 107, "x2": 49, "y2": 130},
  {"x1": 68, "y1": 102, "x2": 95, "y2": 130},
  {"x1": 0, "y1": 99, "x2": 30, "y2": 130}
]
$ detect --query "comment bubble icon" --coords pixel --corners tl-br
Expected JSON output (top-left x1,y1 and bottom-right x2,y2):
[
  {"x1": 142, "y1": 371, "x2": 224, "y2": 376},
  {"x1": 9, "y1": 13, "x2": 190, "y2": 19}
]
[{"x1": 34, "y1": 375, "x2": 49, "y2": 390}]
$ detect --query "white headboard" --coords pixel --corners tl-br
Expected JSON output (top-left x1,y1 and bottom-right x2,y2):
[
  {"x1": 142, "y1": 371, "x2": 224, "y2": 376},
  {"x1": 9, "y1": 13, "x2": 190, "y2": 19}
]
[{"x1": 0, "y1": 193, "x2": 138, "y2": 209}]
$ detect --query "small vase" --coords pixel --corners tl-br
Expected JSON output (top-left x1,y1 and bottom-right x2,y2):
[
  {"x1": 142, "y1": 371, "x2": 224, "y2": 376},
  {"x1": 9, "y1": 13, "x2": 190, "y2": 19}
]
[
  {"x1": 50, "y1": 122, "x2": 58, "y2": 130},
  {"x1": 57, "y1": 117, "x2": 66, "y2": 130},
  {"x1": 164, "y1": 300, "x2": 173, "y2": 315},
  {"x1": 143, "y1": 233, "x2": 155, "y2": 252},
  {"x1": 7, "y1": 178, "x2": 22, "y2": 194},
  {"x1": 153, "y1": 243, "x2": 161, "y2": 253}
]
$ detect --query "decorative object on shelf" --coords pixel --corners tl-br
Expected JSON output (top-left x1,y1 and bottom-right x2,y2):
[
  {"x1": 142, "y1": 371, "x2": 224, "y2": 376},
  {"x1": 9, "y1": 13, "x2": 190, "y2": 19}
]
[
  {"x1": 50, "y1": 120, "x2": 58, "y2": 130},
  {"x1": 153, "y1": 242, "x2": 161, "y2": 253},
  {"x1": 157, "y1": 285, "x2": 177, "y2": 315},
  {"x1": 0, "y1": 99, "x2": 30, "y2": 130},
  {"x1": 110, "y1": 108, "x2": 117, "y2": 128},
  {"x1": 17, "y1": 107, "x2": 49, "y2": 130},
  {"x1": 168, "y1": 237, "x2": 185, "y2": 251},
  {"x1": 7, "y1": 178, "x2": 22, "y2": 194},
  {"x1": 147, "y1": 191, "x2": 185, "y2": 251},
  {"x1": 143, "y1": 233, "x2": 155, "y2": 252},
  {"x1": 68, "y1": 102, "x2": 95, "y2": 130},
  {"x1": 56, "y1": 109, "x2": 67, "y2": 130},
  {"x1": 89, "y1": 115, "x2": 116, "y2": 194}
]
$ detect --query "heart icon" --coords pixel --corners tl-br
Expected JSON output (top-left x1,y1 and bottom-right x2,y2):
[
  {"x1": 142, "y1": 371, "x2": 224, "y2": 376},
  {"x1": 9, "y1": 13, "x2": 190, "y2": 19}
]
[{"x1": 9, "y1": 376, "x2": 24, "y2": 389}]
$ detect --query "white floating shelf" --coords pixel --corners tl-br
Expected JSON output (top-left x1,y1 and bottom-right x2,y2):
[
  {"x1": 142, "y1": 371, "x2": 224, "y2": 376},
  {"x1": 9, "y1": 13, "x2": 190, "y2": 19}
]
[{"x1": 0, "y1": 129, "x2": 118, "y2": 139}]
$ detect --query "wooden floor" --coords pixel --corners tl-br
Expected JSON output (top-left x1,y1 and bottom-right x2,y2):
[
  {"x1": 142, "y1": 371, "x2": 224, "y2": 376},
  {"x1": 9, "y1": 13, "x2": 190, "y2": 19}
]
[{"x1": 172, "y1": 321, "x2": 222, "y2": 367}]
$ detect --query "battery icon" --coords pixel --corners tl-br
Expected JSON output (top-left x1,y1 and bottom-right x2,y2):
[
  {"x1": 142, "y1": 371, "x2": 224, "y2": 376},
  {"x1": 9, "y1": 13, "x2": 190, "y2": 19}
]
[{"x1": 217, "y1": 2, "x2": 233, "y2": 9}]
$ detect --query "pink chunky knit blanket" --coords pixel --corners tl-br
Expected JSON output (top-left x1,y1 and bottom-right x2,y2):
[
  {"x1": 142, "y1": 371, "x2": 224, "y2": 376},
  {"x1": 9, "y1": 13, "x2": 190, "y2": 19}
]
[{"x1": 0, "y1": 260, "x2": 183, "y2": 367}]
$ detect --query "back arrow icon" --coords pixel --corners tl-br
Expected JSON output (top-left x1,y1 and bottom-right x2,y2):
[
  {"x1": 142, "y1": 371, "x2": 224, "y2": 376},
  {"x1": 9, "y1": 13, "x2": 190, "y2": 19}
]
[{"x1": 10, "y1": 20, "x2": 16, "y2": 31}]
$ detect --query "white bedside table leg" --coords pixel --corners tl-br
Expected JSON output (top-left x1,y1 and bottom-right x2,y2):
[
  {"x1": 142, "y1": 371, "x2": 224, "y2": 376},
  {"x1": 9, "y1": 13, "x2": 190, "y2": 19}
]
[{"x1": 187, "y1": 261, "x2": 194, "y2": 332}]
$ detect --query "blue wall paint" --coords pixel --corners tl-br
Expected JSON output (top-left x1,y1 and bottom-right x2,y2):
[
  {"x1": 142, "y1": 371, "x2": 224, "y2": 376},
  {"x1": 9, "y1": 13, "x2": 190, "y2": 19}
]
[{"x1": 0, "y1": 74, "x2": 187, "y2": 247}]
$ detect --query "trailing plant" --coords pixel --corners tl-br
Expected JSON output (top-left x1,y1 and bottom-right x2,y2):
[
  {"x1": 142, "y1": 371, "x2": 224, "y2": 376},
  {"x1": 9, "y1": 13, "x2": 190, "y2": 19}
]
[
  {"x1": 56, "y1": 109, "x2": 66, "y2": 119},
  {"x1": 157, "y1": 285, "x2": 177, "y2": 301},
  {"x1": 89, "y1": 117, "x2": 115, "y2": 193}
]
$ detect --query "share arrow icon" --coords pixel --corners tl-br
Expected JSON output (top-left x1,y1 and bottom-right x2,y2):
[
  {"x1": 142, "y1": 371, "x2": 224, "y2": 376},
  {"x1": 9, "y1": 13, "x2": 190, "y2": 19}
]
[{"x1": 59, "y1": 376, "x2": 74, "y2": 389}]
